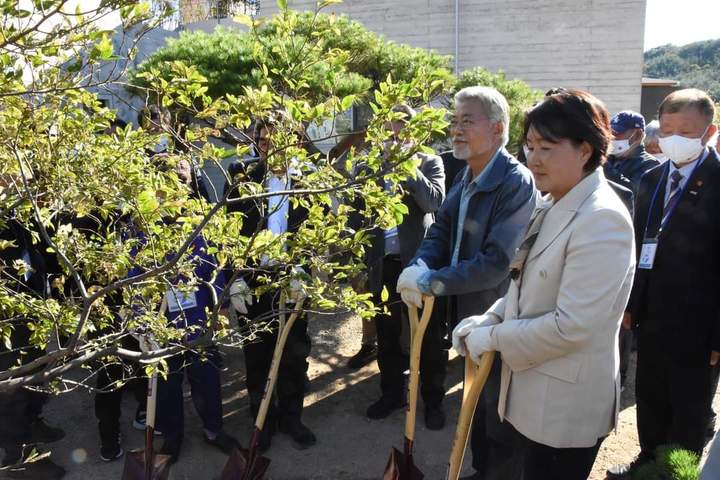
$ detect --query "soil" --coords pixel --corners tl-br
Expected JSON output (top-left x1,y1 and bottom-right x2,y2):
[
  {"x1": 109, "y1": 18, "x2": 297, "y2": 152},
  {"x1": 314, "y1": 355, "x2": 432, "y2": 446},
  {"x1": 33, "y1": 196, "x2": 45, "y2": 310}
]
[{"x1": 28, "y1": 311, "x2": 719, "y2": 479}]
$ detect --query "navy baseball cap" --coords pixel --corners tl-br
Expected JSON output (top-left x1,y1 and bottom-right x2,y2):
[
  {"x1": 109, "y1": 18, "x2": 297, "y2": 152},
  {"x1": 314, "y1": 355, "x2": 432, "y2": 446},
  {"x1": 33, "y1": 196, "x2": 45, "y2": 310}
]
[{"x1": 611, "y1": 111, "x2": 645, "y2": 134}]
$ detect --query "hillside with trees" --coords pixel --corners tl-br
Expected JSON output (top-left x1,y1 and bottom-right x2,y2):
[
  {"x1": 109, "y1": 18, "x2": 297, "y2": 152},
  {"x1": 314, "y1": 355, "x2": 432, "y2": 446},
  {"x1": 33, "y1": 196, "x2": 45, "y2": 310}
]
[{"x1": 644, "y1": 38, "x2": 720, "y2": 102}]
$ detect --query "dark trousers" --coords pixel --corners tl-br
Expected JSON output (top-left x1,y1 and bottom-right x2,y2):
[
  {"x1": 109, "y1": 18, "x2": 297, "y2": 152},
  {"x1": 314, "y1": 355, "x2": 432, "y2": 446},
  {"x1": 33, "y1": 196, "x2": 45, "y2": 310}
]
[
  {"x1": 619, "y1": 327, "x2": 633, "y2": 387},
  {"x1": 0, "y1": 321, "x2": 47, "y2": 464},
  {"x1": 636, "y1": 331, "x2": 714, "y2": 455},
  {"x1": 156, "y1": 348, "x2": 224, "y2": 445},
  {"x1": 94, "y1": 336, "x2": 146, "y2": 447},
  {"x1": 242, "y1": 291, "x2": 311, "y2": 421},
  {"x1": 518, "y1": 428, "x2": 603, "y2": 480},
  {"x1": 374, "y1": 256, "x2": 447, "y2": 407},
  {"x1": 470, "y1": 359, "x2": 520, "y2": 480}
]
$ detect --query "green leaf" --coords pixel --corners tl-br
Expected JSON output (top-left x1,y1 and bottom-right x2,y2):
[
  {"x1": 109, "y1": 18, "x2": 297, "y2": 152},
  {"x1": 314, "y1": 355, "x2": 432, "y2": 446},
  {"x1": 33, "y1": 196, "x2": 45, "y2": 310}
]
[
  {"x1": 340, "y1": 94, "x2": 355, "y2": 111},
  {"x1": 380, "y1": 285, "x2": 389, "y2": 303},
  {"x1": 137, "y1": 190, "x2": 160, "y2": 216},
  {"x1": 277, "y1": 0, "x2": 288, "y2": 10},
  {"x1": 234, "y1": 14, "x2": 254, "y2": 27}
]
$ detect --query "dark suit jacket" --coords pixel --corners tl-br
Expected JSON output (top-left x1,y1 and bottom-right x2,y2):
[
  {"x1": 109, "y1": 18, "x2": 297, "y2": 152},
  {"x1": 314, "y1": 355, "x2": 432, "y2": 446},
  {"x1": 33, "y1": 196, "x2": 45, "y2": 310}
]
[
  {"x1": 628, "y1": 148, "x2": 720, "y2": 366},
  {"x1": 412, "y1": 149, "x2": 538, "y2": 320},
  {"x1": 440, "y1": 150, "x2": 466, "y2": 195},
  {"x1": 225, "y1": 160, "x2": 308, "y2": 286},
  {"x1": 367, "y1": 152, "x2": 445, "y2": 294},
  {"x1": 607, "y1": 179, "x2": 634, "y2": 218}
]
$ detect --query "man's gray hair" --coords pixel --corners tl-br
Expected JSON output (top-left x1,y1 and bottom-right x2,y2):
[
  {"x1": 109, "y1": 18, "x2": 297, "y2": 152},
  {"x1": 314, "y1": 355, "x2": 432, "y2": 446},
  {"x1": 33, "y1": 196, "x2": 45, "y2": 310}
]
[
  {"x1": 454, "y1": 86, "x2": 510, "y2": 146},
  {"x1": 644, "y1": 120, "x2": 660, "y2": 145}
]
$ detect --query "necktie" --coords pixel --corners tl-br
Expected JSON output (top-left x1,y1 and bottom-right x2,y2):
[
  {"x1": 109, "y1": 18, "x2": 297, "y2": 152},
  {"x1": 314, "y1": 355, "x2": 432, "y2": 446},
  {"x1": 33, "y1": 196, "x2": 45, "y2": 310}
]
[
  {"x1": 509, "y1": 206, "x2": 549, "y2": 282},
  {"x1": 661, "y1": 169, "x2": 683, "y2": 227}
]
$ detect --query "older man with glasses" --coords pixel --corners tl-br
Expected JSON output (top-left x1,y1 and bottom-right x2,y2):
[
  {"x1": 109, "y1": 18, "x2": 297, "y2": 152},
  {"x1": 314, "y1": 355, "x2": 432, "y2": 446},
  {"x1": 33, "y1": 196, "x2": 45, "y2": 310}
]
[{"x1": 397, "y1": 86, "x2": 538, "y2": 480}]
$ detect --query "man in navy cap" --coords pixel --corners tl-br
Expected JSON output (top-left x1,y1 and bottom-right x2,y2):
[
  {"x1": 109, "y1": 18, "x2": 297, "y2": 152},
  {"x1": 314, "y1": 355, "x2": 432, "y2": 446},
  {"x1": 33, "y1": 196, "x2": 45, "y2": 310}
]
[
  {"x1": 604, "y1": 110, "x2": 659, "y2": 195},
  {"x1": 604, "y1": 111, "x2": 660, "y2": 391}
]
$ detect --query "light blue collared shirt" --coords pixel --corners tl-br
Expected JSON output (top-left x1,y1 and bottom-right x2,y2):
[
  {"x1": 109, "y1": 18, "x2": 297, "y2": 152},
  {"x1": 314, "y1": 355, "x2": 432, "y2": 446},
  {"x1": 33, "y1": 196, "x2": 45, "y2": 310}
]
[{"x1": 417, "y1": 148, "x2": 502, "y2": 294}]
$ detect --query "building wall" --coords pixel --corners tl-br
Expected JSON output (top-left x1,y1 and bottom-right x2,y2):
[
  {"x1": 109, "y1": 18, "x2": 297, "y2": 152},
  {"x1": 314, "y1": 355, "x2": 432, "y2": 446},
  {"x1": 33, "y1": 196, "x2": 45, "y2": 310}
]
[{"x1": 263, "y1": 0, "x2": 647, "y2": 114}]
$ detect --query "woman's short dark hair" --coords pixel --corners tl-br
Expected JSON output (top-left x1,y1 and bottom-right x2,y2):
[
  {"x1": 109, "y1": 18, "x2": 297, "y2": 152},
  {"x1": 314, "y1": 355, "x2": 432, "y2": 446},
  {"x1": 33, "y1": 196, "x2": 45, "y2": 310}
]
[{"x1": 523, "y1": 89, "x2": 612, "y2": 172}]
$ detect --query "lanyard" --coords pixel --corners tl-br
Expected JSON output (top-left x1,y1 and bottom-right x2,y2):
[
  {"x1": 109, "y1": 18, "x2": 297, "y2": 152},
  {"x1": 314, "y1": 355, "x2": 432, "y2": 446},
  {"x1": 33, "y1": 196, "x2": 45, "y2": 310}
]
[{"x1": 643, "y1": 151, "x2": 704, "y2": 238}]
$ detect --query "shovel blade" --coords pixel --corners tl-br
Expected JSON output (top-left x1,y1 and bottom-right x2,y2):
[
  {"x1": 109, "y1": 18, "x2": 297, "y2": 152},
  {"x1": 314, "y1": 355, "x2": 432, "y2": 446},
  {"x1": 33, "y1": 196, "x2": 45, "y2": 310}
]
[
  {"x1": 121, "y1": 449, "x2": 172, "y2": 480},
  {"x1": 220, "y1": 446, "x2": 270, "y2": 480},
  {"x1": 383, "y1": 447, "x2": 424, "y2": 480}
]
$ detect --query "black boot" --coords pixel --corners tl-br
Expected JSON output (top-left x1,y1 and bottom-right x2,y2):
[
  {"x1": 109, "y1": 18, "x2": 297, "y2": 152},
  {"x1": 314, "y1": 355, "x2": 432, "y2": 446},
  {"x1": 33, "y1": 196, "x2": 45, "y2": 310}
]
[{"x1": 278, "y1": 417, "x2": 316, "y2": 450}]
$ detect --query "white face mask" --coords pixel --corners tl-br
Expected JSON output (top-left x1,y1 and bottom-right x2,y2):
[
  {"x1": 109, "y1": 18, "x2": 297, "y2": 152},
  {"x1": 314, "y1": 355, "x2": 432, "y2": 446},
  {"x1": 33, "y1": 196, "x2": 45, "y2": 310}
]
[
  {"x1": 611, "y1": 139, "x2": 630, "y2": 155},
  {"x1": 658, "y1": 126, "x2": 709, "y2": 165}
]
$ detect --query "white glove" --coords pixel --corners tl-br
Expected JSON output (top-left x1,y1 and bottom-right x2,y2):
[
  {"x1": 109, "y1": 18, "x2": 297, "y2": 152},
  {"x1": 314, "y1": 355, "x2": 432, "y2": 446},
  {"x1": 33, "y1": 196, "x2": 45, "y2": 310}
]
[
  {"x1": 229, "y1": 279, "x2": 252, "y2": 314},
  {"x1": 400, "y1": 288, "x2": 423, "y2": 309},
  {"x1": 396, "y1": 259, "x2": 429, "y2": 293},
  {"x1": 465, "y1": 326, "x2": 496, "y2": 364},
  {"x1": 286, "y1": 266, "x2": 306, "y2": 304},
  {"x1": 452, "y1": 314, "x2": 500, "y2": 356}
]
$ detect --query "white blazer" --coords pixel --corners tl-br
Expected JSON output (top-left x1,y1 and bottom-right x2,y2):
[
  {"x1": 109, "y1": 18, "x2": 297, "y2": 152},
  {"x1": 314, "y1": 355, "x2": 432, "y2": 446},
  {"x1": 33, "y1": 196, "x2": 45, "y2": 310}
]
[{"x1": 484, "y1": 169, "x2": 635, "y2": 449}]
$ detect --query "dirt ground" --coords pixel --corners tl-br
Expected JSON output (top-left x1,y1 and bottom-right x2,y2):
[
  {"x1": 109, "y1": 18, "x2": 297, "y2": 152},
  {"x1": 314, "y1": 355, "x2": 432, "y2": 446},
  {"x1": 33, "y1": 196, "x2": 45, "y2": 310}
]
[{"x1": 23, "y1": 311, "x2": 720, "y2": 480}]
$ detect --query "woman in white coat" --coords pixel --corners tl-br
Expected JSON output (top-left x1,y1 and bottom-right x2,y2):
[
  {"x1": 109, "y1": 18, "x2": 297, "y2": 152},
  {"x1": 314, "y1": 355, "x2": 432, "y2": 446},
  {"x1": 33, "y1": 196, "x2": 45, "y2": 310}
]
[{"x1": 453, "y1": 89, "x2": 636, "y2": 480}]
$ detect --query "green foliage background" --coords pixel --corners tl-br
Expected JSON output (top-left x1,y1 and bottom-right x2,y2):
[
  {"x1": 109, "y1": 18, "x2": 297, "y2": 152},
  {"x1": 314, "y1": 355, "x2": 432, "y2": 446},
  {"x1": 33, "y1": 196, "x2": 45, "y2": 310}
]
[
  {"x1": 130, "y1": 11, "x2": 455, "y2": 103},
  {"x1": 644, "y1": 38, "x2": 720, "y2": 102}
]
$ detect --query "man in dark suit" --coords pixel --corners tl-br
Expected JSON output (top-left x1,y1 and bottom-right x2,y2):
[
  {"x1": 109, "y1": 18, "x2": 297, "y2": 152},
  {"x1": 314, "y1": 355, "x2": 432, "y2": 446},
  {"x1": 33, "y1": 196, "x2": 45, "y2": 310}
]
[
  {"x1": 608, "y1": 89, "x2": 720, "y2": 478},
  {"x1": 225, "y1": 119, "x2": 315, "y2": 451},
  {"x1": 364, "y1": 105, "x2": 447, "y2": 429},
  {"x1": 440, "y1": 150, "x2": 467, "y2": 193}
]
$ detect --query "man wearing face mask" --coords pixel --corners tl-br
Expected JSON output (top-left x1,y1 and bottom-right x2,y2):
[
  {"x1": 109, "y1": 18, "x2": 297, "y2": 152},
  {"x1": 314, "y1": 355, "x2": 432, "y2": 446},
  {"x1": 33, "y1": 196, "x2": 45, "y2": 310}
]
[
  {"x1": 604, "y1": 111, "x2": 659, "y2": 194},
  {"x1": 608, "y1": 89, "x2": 720, "y2": 479}
]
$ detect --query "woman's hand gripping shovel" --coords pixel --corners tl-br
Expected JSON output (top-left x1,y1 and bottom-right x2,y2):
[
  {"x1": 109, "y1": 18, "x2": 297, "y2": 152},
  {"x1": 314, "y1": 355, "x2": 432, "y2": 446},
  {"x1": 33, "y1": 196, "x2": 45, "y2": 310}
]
[
  {"x1": 221, "y1": 293, "x2": 306, "y2": 480},
  {"x1": 122, "y1": 300, "x2": 172, "y2": 480},
  {"x1": 383, "y1": 296, "x2": 435, "y2": 480},
  {"x1": 445, "y1": 350, "x2": 495, "y2": 480}
]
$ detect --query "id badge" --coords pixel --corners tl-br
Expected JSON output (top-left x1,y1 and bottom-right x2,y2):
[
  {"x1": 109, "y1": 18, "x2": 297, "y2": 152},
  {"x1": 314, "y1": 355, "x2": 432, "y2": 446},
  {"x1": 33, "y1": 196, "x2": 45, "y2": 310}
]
[
  {"x1": 638, "y1": 238, "x2": 658, "y2": 270},
  {"x1": 165, "y1": 287, "x2": 198, "y2": 313}
]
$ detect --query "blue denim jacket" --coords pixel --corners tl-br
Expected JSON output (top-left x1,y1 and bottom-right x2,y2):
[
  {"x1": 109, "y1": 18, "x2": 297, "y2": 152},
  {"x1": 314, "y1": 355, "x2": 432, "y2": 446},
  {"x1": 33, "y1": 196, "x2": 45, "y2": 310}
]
[{"x1": 412, "y1": 148, "x2": 538, "y2": 320}]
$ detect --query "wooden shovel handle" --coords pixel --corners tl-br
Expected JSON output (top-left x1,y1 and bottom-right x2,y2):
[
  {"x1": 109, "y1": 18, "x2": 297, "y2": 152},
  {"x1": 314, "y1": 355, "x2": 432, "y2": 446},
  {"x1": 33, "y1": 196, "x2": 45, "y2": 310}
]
[
  {"x1": 404, "y1": 296, "x2": 435, "y2": 444},
  {"x1": 446, "y1": 352, "x2": 495, "y2": 480},
  {"x1": 254, "y1": 294, "x2": 305, "y2": 430}
]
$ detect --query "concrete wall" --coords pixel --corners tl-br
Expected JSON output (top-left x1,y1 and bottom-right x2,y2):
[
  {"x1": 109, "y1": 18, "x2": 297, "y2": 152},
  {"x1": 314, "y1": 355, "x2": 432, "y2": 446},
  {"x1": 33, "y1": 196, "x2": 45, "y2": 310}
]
[{"x1": 262, "y1": 0, "x2": 647, "y2": 114}]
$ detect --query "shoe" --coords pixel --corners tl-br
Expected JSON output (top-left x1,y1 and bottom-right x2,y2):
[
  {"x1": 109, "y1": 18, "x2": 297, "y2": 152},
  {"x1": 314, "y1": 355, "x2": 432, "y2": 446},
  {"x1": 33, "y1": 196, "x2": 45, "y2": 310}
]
[
  {"x1": 347, "y1": 344, "x2": 377, "y2": 369},
  {"x1": 459, "y1": 472, "x2": 483, "y2": 480},
  {"x1": 606, "y1": 453, "x2": 652, "y2": 479},
  {"x1": 204, "y1": 430, "x2": 241, "y2": 456},
  {"x1": 133, "y1": 410, "x2": 163, "y2": 435},
  {"x1": 366, "y1": 396, "x2": 406, "y2": 420},
  {"x1": 159, "y1": 438, "x2": 182, "y2": 464},
  {"x1": 30, "y1": 418, "x2": 65, "y2": 444},
  {"x1": 707, "y1": 412, "x2": 717, "y2": 438},
  {"x1": 132, "y1": 409, "x2": 145, "y2": 430},
  {"x1": 278, "y1": 418, "x2": 316, "y2": 450},
  {"x1": 4, "y1": 458, "x2": 66, "y2": 479},
  {"x1": 424, "y1": 405, "x2": 446, "y2": 430},
  {"x1": 99, "y1": 444, "x2": 124, "y2": 462}
]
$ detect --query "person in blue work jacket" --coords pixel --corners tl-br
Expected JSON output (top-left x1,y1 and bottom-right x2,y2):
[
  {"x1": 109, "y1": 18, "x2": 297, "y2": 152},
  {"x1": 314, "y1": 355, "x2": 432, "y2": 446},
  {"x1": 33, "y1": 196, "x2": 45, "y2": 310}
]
[{"x1": 126, "y1": 163, "x2": 240, "y2": 464}]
